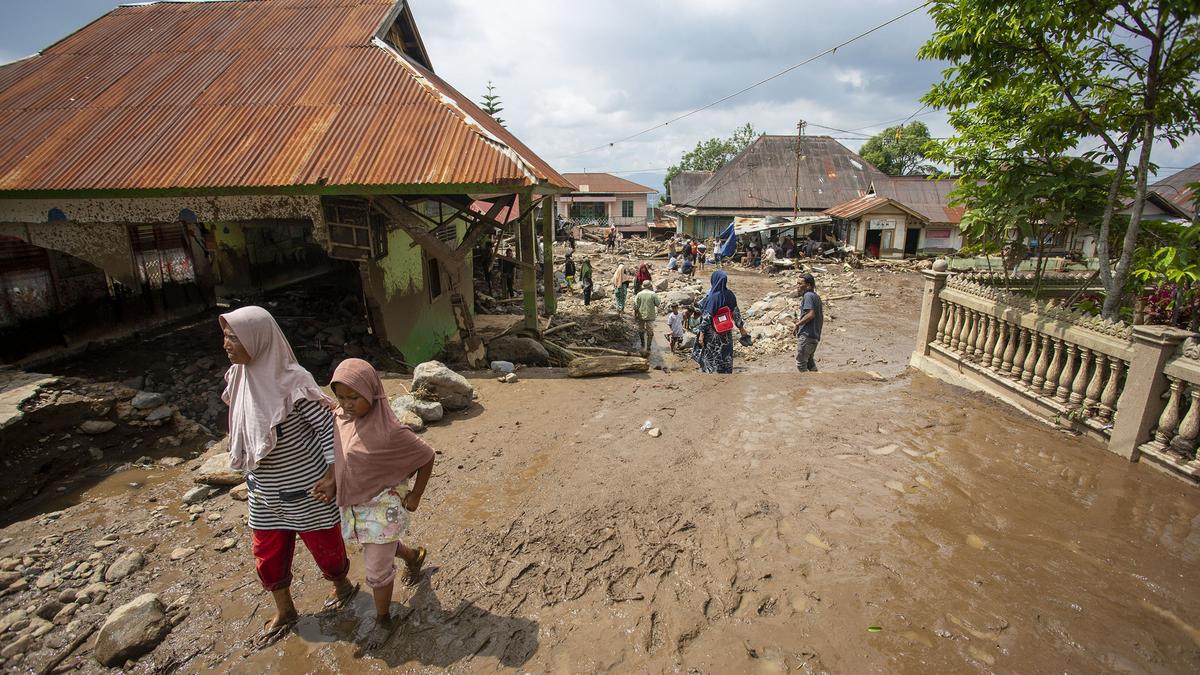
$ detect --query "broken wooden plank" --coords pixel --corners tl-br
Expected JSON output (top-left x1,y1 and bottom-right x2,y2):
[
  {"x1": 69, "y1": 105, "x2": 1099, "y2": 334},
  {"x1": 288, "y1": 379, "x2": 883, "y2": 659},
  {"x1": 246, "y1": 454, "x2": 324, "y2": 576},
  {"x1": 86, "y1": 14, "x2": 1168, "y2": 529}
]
[{"x1": 567, "y1": 355, "x2": 650, "y2": 378}]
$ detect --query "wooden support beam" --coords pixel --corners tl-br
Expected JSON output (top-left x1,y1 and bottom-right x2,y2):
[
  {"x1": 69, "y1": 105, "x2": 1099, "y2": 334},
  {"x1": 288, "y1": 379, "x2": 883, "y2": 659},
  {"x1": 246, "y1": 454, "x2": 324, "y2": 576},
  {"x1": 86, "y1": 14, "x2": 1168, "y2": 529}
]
[
  {"x1": 541, "y1": 196, "x2": 556, "y2": 317},
  {"x1": 519, "y1": 195, "x2": 538, "y2": 331},
  {"x1": 372, "y1": 196, "x2": 460, "y2": 266}
]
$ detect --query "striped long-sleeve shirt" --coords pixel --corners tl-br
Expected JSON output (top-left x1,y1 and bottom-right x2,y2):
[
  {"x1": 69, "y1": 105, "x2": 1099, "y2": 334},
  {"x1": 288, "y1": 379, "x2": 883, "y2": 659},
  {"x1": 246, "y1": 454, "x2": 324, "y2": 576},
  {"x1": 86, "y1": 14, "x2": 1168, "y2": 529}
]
[{"x1": 246, "y1": 398, "x2": 340, "y2": 532}]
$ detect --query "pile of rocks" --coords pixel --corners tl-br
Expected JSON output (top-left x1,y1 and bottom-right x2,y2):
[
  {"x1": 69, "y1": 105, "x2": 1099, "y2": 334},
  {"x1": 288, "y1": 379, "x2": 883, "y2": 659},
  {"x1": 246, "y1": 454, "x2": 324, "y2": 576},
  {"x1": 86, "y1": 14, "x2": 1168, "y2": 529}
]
[{"x1": 389, "y1": 361, "x2": 477, "y2": 431}]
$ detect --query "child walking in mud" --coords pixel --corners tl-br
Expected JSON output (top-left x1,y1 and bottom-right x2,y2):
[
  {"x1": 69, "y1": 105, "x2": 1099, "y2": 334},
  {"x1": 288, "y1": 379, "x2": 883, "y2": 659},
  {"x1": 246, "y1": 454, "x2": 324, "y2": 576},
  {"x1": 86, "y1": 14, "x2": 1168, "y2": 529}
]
[{"x1": 315, "y1": 358, "x2": 436, "y2": 647}]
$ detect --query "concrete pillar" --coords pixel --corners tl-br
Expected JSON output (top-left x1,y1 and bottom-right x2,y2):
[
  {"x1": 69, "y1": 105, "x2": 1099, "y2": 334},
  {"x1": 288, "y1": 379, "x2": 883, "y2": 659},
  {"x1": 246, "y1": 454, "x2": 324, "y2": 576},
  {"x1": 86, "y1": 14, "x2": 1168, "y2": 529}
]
[
  {"x1": 913, "y1": 269, "x2": 950, "y2": 357},
  {"x1": 541, "y1": 196, "x2": 556, "y2": 317},
  {"x1": 519, "y1": 200, "x2": 538, "y2": 331},
  {"x1": 1108, "y1": 325, "x2": 1195, "y2": 460}
]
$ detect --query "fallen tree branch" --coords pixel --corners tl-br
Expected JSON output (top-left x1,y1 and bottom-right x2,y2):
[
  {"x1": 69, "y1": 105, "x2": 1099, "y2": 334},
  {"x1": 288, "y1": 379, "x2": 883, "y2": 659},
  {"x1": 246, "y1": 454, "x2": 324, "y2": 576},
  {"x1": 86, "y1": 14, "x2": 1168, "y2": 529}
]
[{"x1": 542, "y1": 322, "x2": 577, "y2": 336}]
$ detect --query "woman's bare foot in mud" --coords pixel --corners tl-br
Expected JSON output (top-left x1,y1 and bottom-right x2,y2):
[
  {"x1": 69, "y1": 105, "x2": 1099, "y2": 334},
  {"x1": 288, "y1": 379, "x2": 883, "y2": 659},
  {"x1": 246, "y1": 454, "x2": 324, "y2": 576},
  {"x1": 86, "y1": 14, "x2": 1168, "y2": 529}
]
[{"x1": 366, "y1": 613, "x2": 397, "y2": 649}]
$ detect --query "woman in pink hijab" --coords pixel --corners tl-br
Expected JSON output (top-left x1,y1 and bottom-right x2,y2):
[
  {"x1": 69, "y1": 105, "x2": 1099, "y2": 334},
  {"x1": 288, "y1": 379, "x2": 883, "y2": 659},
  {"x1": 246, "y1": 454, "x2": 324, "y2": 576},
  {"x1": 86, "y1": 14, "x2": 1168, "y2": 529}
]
[
  {"x1": 321, "y1": 358, "x2": 435, "y2": 646},
  {"x1": 219, "y1": 306, "x2": 356, "y2": 648}
]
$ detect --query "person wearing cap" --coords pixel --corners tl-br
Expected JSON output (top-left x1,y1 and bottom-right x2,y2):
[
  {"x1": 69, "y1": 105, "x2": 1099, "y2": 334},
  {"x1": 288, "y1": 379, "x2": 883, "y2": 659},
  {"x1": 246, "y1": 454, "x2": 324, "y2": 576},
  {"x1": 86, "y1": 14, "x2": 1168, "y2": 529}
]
[
  {"x1": 633, "y1": 283, "x2": 662, "y2": 354},
  {"x1": 793, "y1": 273, "x2": 823, "y2": 372}
]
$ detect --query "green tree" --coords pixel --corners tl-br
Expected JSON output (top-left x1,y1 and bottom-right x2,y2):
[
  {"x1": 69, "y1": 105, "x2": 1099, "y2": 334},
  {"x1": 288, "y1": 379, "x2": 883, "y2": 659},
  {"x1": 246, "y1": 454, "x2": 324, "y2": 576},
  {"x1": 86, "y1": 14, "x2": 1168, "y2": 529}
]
[
  {"x1": 479, "y1": 81, "x2": 505, "y2": 126},
  {"x1": 663, "y1": 123, "x2": 760, "y2": 202},
  {"x1": 918, "y1": 0, "x2": 1200, "y2": 319},
  {"x1": 858, "y1": 121, "x2": 937, "y2": 175}
]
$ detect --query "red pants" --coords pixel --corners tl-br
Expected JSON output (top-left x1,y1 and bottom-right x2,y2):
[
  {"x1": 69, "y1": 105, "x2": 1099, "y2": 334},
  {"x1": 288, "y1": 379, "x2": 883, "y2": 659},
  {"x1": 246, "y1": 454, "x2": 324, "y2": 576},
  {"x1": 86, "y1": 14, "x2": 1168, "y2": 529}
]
[{"x1": 251, "y1": 526, "x2": 349, "y2": 592}]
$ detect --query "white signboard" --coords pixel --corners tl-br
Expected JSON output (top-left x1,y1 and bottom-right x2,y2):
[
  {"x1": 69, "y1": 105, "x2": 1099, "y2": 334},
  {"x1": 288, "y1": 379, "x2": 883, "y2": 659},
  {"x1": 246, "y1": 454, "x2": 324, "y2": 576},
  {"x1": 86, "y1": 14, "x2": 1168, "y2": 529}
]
[{"x1": 867, "y1": 218, "x2": 896, "y2": 231}]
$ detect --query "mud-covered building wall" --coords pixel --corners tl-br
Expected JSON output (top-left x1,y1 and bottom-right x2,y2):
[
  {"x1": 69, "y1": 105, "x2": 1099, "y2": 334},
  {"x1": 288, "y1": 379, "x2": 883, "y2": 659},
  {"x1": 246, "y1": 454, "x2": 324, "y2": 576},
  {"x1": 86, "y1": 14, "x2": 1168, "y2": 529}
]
[{"x1": 359, "y1": 215, "x2": 471, "y2": 365}]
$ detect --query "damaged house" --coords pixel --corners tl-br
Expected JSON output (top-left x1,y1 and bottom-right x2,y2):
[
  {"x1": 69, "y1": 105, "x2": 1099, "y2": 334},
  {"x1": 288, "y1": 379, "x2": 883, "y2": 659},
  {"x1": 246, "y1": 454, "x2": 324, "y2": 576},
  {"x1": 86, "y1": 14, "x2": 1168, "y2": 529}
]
[{"x1": 0, "y1": 0, "x2": 570, "y2": 363}]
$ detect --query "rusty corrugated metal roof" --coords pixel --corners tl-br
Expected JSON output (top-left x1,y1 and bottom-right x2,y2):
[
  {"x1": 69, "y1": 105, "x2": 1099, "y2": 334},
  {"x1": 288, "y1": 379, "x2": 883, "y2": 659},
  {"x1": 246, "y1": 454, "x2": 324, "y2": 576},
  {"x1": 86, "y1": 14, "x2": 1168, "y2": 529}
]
[{"x1": 0, "y1": 0, "x2": 569, "y2": 194}]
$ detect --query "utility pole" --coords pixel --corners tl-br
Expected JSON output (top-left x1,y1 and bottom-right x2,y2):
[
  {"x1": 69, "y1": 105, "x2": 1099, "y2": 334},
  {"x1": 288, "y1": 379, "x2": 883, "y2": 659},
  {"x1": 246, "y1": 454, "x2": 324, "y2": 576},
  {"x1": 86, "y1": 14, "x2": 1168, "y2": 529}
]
[{"x1": 793, "y1": 120, "x2": 806, "y2": 221}]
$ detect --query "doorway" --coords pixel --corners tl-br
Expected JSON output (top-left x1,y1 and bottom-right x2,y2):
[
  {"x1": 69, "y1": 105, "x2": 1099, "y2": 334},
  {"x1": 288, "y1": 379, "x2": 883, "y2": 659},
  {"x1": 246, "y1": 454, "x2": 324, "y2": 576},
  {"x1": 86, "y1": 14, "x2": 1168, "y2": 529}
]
[
  {"x1": 865, "y1": 229, "x2": 882, "y2": 258},
  {"x1": 904, "y1": 227, "x2": 921, "y2": 256}
]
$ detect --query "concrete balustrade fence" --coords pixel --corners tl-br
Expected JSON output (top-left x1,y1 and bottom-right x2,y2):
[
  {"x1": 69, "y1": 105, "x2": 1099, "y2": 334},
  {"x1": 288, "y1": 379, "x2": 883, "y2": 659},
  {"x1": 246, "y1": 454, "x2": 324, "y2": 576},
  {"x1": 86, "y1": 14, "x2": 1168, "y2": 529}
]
[{"x1": 911, "y1": 270, "x2": 1200, "y2": 484}]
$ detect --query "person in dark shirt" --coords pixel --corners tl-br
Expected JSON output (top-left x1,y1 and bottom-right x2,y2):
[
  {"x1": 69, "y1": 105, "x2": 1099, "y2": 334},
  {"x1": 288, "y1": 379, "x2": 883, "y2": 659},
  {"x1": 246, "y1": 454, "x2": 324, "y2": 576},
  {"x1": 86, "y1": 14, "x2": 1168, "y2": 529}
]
[
  {"x1": 793, "y1": 273, "x2": 823, "y2": 372},
  {"x1": 499, "y1": 249, "x2": 516, "y2": 298}
]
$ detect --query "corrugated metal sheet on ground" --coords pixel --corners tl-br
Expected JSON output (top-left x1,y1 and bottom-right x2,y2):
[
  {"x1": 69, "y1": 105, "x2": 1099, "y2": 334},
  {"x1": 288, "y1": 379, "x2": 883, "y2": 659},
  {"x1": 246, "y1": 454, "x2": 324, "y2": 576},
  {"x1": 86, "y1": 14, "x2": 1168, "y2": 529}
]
[{"x1": 0, "y1": 0, "x2": 568, "y2": 193}]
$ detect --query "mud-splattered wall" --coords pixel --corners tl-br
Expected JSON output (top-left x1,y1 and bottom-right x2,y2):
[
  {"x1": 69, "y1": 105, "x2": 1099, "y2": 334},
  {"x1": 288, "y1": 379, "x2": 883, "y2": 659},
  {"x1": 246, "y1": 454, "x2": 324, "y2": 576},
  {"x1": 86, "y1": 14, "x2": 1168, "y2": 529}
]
[
  {"x1": 361, "y1": 219, "x2": 471, "y2": 364},
  {"x1": 0, "y1": 221, "x2": 136, "y2": 286}
]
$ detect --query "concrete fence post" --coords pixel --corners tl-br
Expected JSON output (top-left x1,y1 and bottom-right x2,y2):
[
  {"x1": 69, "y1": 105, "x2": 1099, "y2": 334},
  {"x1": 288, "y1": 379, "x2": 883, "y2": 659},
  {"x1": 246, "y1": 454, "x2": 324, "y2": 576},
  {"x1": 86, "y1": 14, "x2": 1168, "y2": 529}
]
[
  {"x1": 1108, "y1": 325, "x2": 1195, "y2": 460},
  {"x1": 914, "y1": 269, "x2": 950, "y2": 357}
]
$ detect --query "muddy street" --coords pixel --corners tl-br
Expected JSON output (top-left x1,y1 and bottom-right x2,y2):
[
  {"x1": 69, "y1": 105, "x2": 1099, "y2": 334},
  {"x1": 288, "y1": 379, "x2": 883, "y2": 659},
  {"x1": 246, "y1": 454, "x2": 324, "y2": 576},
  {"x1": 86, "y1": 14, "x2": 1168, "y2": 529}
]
[{"x1": 2, "y1": 348, "x2": 1199, "y2": 672}]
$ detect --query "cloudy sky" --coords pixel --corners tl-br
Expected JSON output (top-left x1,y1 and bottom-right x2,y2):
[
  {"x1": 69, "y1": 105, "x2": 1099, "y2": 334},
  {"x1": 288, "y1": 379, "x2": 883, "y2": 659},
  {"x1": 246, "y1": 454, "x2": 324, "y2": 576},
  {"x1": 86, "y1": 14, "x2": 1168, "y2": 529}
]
[{"x1": 1, "y1": 0, "x2": 1197, "y2": 194}]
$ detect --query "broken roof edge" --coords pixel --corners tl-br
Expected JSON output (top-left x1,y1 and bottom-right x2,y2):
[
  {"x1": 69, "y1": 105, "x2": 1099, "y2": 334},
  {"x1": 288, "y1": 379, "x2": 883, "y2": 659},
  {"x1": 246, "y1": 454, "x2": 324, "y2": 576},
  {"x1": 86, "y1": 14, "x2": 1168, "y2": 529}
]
[{"x1": 372, "y1": 0, "x2": 433, "y2": 71}]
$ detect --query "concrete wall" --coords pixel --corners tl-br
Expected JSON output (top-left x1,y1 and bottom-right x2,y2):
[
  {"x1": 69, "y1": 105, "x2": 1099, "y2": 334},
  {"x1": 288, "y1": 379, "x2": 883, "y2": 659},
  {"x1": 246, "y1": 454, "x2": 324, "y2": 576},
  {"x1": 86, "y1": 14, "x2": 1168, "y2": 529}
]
[{"x1": 359, "y1": 218, "x2": 469, "y2": 365}]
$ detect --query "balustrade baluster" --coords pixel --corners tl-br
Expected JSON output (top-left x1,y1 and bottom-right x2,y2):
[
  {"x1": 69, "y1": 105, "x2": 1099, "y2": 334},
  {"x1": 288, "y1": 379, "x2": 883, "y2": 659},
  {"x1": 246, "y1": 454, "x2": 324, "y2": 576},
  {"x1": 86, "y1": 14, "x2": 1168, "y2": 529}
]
[
  {"x1": 1153, "y1": 377, "x2": 1185, "y2": 446},
  {"x1": 1069, "y1": 347, "x2": 1091, "y2": 406},
  {"x1": 1169, "y1": 385, "x2": 1200, "y2": 457},
  {"x1": 1001, "y1": 323, "x2": 1018, "y2": 372},
  {"x1": 935, "y1": 300, "x2": 949, "y2": 344},
  {"x1": 1098, "y1": 358, "x2": 1124, "y2": 422},
  {"x1": 991, "y1": 319, "x2": 1008, "y2": 370},
  {"x1": 1055, "y1": 344, "x2": 1077, "y2": 402},
  {"x1": 1042, "y1": 338, "x2": 1065, "y2": 396},
  {"x1": 1011, "y1": 327, "x2": 1029, "y2": 379},
  {"x1": 971, "y1": 312, "x2": 988, "y2": 360},
  {"x1": 951, "y1": 304, "x2": 967, "y2": 351},
  {"x1": 982, "y1": 316, "x2": 999, "y2": 367},
  {"x1": 1022, "y1": 331, "x2": 1041, "y2": 386},
  {"x1": 1032, "y1": 334, "x2": 1053, "y2": 389},
  {"x1": 1084, "y1": 353, "x2": 1105, "y2": 410},
  {"x1": 965, "y1": 310, "x2": 980, "y2": 359}
]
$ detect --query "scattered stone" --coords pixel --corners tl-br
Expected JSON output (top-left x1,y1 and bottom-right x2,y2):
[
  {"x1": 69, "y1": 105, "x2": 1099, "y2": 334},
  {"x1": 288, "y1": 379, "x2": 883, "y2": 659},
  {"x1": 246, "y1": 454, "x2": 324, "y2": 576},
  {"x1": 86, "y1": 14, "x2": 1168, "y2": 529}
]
[
  {"x1": 652, "y1": 277, "x2": 669, "y2": 292},
  {"x1": 215, "y1": 538, "x2": 237, "y2": 552},
  {"x1": 145, "y1": 405, "x2": 173, "y2": 423},
  {"x1": 206, "y1": 512, "x2": 221, "y2": 522},
  {"x1": 28, "y1": 617, "x2": 54, "y2": 637},
  {"x1": 390, "y1": 395, "x2": 444, "y2": 423},
  {"x1": 500, "y1": 373, "x2": 518, "y2": 384},
  {"x1": 121, "y1": 376, "x2": 145, "y2": 390},
  {"x1": 193, "y1": 452, "x2": 242, "y2": 487},
  {"x1": 1, "y1": 635, "x2": 31, "y2": 658},
  {"x1": 489, "y1": 360, "x2": 515, "y2": 374},
  {"x1": 647, "y1": 427, "x2": 662, "y2": 438},
  {"x1": 35, "y1": 601, "x2": 64, "y2": 621},
  {"x1": 52, "y1": 602, "x2": 78, "y2": 625},
  {"x1": 186, "y1": 505, "x2": 205, "y2": 515},
  {"x1": 396, "y1": 410, "x2": 425, "y2": 432},
  {"x1": 57, "y1": 589, "x2": 77, "y2": 604},
  {"x1": 35, "y1": 572, "x2": 60, "y2": 590},
  {"x1": 0, "y1": 609, "x2": 27, "y2": 633},
  {"x1": 486, "y1": 336, "x2": 550, "y2": 366},
  {"x1": 93, "y1": 594, "x2": 173, "y2": 667},
  {"x1": 88, "y1": 447, "x2": 105, "y2": 461},
  {"x1": 79, "y1": 420, "x2": 117, "y2": 435},
  {"x1": 182, "y1": 485, "x2": 217, "y2": 505},
  {"x1": 105, "y1": 551, "x2": 145, "y2": 583},
  {"x1": 229, "y1": 484, "x2": 249, "y2": 501},
  {"x1": 130, "y1": 391, "x2": 166, "y2": 410},
  {"x1": 169, "y1": 548, "x2": 194, "y2": 562},
  {"x1": 92, "y1": 539, "x2": 117, "y2": 550},
  {"x1": 411, "y1": 361, "x2": 475, "y2": 410},
  {"x1": 158, "y1": 456, "x2": 185, "y2": 468},
  {"x1": 0, "y1": 571, "x2": 19, "y2": 591}
]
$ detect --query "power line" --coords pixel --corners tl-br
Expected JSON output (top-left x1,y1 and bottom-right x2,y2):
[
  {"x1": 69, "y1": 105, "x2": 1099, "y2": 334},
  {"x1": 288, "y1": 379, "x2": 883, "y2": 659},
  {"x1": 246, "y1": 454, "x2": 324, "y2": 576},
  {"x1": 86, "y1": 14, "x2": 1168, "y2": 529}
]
[{"x1": 556, "y1": 1, "x2": 928, "y2": 160}]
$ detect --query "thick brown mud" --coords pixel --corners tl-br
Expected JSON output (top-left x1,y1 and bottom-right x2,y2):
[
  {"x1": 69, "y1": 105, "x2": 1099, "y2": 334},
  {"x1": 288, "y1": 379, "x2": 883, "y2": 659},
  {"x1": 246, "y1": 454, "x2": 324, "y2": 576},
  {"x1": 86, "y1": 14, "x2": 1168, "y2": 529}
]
[{"x1": 4, "y1": 367, "x2": 1196, "y2": 673}]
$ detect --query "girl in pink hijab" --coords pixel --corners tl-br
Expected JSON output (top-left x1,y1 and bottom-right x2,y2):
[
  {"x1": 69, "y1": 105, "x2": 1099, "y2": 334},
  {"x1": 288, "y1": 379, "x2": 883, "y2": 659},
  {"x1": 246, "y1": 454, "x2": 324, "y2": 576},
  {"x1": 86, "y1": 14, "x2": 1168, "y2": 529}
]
[
  {"x1": 220, "y1": 306, "x2": 356, "y2": 648},
  {"x1": 319, "y1": 358, "x2": 435, "y2": 645}
]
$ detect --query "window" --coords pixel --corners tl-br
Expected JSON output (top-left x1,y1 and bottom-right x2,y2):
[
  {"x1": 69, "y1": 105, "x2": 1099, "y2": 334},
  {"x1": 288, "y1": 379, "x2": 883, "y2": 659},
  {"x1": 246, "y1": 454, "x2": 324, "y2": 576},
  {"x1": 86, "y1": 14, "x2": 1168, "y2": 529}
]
[
  {"x1": 622, "y1": 200, "x2": 634, "y2": 218},
  {"x1": 324, "y1": 198, "x2": 388, "y2": 261},
  {"x1": 427, "y1": 256, "x2": 442, "y2": 300}
]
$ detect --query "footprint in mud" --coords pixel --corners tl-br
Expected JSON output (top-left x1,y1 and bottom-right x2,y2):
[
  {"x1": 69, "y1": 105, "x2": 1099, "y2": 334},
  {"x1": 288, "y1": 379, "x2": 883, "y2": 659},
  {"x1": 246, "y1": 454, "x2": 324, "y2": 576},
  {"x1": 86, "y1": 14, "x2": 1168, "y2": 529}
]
[{"x1": 804, "y1": 532, "x2": 832, "y2": 551}]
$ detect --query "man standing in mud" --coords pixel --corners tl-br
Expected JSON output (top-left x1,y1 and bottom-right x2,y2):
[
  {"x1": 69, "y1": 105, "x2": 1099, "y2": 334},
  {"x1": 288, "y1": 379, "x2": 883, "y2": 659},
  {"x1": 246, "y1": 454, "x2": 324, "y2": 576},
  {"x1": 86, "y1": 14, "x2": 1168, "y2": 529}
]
[{"x1": 794, "y1": 273, "x2": 822, "y2": 372}]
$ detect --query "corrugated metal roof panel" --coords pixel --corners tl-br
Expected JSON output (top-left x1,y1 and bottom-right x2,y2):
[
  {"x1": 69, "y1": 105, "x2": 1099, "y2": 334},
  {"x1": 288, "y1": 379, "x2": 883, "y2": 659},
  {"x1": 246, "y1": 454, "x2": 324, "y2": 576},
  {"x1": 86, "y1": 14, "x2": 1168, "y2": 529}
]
[{"x1": 0, "y1": 0, "x2": 568, "y2": 194}]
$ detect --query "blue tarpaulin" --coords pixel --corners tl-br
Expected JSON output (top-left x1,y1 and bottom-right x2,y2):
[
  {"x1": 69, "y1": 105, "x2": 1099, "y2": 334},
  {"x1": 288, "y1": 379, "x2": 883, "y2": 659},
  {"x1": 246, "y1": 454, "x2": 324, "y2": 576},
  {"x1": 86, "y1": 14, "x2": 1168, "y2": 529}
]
[{"x1": 718, "y1": 222, "x2": 737, "y2": 259}]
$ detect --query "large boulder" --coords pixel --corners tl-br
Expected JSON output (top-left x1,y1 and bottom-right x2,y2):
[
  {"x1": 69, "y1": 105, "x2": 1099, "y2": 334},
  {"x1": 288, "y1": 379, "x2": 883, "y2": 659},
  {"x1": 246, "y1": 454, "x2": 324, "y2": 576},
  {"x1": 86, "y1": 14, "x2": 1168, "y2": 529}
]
[
  {"x1": 663, "y1": 290, "x2": 696, "y2": 308},
  {"x1": 193, "y1": 442, "x2": 243, "y2": 486},
  {"x1": 94, "y1": 594, "x2": 172, "y2": 666},
  {"x1": 390, "y1": 395, "x2": 443, "y2": 423},
  {"x1": 411, "y1": 361, "x2": 475, "y2": 411},
  {"x1": 130, "y1": 391, "x2": 165, "y2": 410},
  {"x1": 652, "y1": 278, "x2": 669, "y2": 292},
  {"x1": 486, "y1": 336, "x2": 549, "y2": 366}
]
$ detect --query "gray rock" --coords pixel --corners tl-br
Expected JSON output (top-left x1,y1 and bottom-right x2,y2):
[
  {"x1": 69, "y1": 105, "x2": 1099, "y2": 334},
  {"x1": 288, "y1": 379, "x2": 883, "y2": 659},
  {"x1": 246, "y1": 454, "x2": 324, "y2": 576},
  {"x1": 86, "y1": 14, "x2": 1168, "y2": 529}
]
[
  {"x1": 1, "y1": 635, "x2": 31, "y2": 658},
  {"x1": 145, "y1": 405, "x2": 173, "y2": 423},
  {"x1": 181, "y1": 485, "x2": 216, "y2": 505},
  {"x1": 390, "y1": 395, "x2": 444, "y2": 423},
  {"x1": 652, "y1": 278, "x2": 669, "y2": 292},
  {"x1": 411, "y1": 361, "x2": 475, "y2": 411},
  {"x1": 193, "y1": 451, "x2": 242, "y2": 487},
  {"x1": 121, "y1": 376, "x2": 145, "y2": 391},
  {"x1": 169, "y1": 547, "x2": 194, "y2": 561},
  {"x1": 79, "y1": 420, "x2": 117, "y2": 435},
  {"x1": 158, "y1": 456, "x2": 185, "y2": 468},
  {"x1": 0, "y1": 609, "x2": 27, "y2": 633},
  {"x1": 501, "y1": 373, "x2": 518, "y2": 384},
  {"x1": 489, "y1": 360, "x2": 515, "y2": 374},
  {"x1": 130, "y1": 391, "x2": 166, "y2": 410},
  {"x1": 486, "y1": 336, "x2": 549, "y2": 366},
  {"x1": 35, "y1": 601, "x2": 64, "y2": 621},
  {"x1": 104, "y1": 551, "x2": 145, "y2": 583},
  {"x1": 395, "y1": 410, "x2": 425, "y2": 432},
  {"x1": 663, "y1": 290, "x2": 696, "y2": 307},
  {"x1": 229, "y1": 484, "x2": 248, "y2": 501},
  {"x1": 88, "y1": 447, "x2": 104, "y2": 461},
  {"x1": 93, "y1": 594, "x2": 172, "y2": 667}
]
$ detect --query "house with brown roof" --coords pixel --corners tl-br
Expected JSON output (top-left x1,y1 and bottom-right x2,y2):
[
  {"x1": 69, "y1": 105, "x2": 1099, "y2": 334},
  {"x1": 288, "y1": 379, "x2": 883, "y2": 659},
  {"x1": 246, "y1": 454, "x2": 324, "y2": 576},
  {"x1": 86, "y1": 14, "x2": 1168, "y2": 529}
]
[
  {"x1": 662, "y1": 136, "x2": 883, "y2": 239},
  {"x1": 557, "y1": 173, "x2": 656, "y2": 231},
  {"x1": 824, "y1": 176, "x2": 965, "y2": 258},
  {"x1": 0, "y1": 0, "x2": 570, "y2": 364},
  {"x1": 1148, "y1": 163, "x2": 1198, "y2": 221}
]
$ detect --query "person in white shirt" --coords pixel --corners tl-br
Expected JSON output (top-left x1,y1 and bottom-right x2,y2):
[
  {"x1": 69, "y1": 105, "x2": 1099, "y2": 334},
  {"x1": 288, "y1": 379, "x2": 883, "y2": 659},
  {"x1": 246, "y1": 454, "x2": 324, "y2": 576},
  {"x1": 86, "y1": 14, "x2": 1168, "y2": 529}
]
[{"x1": 666, "y1": 303, "x2": 685, "y2": 351}]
